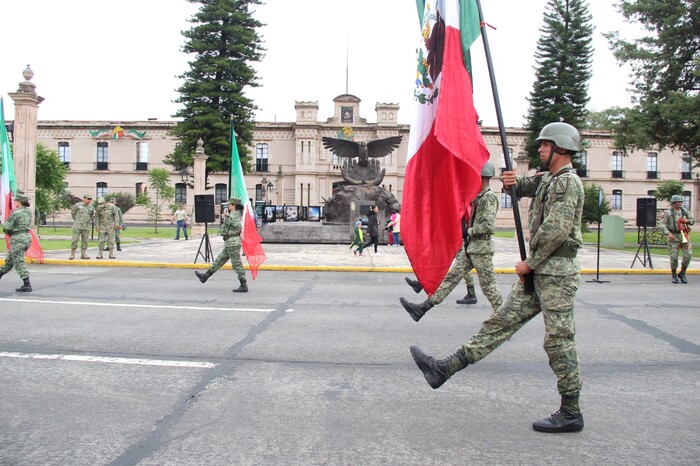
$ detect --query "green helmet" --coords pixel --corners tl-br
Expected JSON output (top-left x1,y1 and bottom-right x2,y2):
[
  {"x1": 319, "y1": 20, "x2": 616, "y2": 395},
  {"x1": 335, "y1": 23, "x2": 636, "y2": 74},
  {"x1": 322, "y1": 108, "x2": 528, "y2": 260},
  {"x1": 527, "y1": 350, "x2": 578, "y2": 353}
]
[
  {"x1": 671, "y1": 195, "x2": 684, "y2": 203},
  {"x1": 536, "y1": 122, "x2": 581, "y2": 152},
  {"x1": 481, "y1": 161, "x2": 496, "y2": 178}
]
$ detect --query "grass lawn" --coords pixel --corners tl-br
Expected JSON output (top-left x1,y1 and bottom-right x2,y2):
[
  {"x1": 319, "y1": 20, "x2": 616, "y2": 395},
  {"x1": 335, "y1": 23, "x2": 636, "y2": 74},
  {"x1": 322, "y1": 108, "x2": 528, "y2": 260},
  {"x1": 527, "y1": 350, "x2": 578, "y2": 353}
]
[{"x1": 582, "y1": 231, "x2": 699, "y2": 255}]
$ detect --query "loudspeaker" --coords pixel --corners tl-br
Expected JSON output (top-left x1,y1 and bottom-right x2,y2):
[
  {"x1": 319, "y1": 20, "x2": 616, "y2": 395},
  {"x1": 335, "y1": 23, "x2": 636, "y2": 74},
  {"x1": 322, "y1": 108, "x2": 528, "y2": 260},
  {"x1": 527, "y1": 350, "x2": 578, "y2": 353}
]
[
  {"x1": 194, "y1": 194, "x2": 215, "y2": 223},
  {"x1": 636, "y1": 198, "x2": 657, "y2": 227}
]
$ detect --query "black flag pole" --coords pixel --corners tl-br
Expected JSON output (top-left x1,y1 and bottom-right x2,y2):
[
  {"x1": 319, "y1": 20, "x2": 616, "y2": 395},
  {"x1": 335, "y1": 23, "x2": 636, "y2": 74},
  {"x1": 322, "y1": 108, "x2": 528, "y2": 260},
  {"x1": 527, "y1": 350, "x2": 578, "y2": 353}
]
[{"x1": 475, "y1": 0, "x2": 534, "y2": 292}]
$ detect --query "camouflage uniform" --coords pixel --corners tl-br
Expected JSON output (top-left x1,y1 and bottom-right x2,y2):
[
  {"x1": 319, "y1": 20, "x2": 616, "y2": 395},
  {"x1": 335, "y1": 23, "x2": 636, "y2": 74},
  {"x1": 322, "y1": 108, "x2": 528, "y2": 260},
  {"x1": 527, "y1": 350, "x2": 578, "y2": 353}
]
[
  {"x1": 430, "y1": 187, "x2": 502, "y2": 310},
  {"x1": 70, "y1": 200, "x2": 94, "y2": 254},
  {"x1": 111, "y1": 201, "x2": 123, "y2": 249},
  {"x1": 1, "y1": 206, "x2": 33, "y2": 280},
  {"x1": 658, "y1": 206, "x2": 694, "y2": 272},
  {"x1": 95, "y1": 200, "x2": 118, "y2": 258},
  {"x1": 208, "y1": 209, "x2": 245, "y2": 281},
  {"x1": 462, "y1": 163, "x2": 584, "y2": 398}
]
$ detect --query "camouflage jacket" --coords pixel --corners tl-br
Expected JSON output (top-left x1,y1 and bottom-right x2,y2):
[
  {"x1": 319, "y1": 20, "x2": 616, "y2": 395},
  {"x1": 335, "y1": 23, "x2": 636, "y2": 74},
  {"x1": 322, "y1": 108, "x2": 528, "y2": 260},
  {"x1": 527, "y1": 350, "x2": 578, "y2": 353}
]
[
  {"x1": 658, "y1": 206, "x2": 695, "y2": 240},
  {"x1": 112, "y1": 205, "x2": 123, "y2": 225},
  {"x1": 71, "y1": 202, "x2": 94, "y2": 230},
  {"x1": 221, "y1": 210, "x2": 242, "y2": 242},
  {"x1": 2, "y1": 206, "x2": 32, "y2": 237},
  {"x1": 515, "y1": 163, "x2": 584, "y2": 275},
  {"x1": 466, "y1": 186, "x2": 499, "y2": 255},
  {"x1": 95, "y1": 204, "x2": 118, "y2": 230}
]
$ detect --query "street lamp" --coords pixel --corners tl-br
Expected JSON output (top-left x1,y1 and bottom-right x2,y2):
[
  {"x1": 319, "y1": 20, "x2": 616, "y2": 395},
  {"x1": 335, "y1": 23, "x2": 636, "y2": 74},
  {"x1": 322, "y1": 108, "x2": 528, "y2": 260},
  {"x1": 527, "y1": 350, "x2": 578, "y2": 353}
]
[{"x1": 179, "y1": 166, "x2": 193, "y2": 184}]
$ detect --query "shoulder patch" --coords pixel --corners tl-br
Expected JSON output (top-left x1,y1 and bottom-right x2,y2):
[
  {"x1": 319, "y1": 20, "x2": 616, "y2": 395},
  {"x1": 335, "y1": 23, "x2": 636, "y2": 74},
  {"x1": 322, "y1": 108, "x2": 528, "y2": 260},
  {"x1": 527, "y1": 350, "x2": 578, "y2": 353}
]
[{"x1": 554, "y1": 176, "x2": 570, "y2": 201}]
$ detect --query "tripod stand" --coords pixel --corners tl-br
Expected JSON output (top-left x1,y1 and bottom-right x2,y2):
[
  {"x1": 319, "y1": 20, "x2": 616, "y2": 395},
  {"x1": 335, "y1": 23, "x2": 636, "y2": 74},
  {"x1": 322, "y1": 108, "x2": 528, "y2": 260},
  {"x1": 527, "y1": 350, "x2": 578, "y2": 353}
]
[
  {"x1": 194, "y1": 222, "x2": 214, "y2": 263},
  {"x1": 631, "y1": 226, "x2": 653, "y2": 269}
]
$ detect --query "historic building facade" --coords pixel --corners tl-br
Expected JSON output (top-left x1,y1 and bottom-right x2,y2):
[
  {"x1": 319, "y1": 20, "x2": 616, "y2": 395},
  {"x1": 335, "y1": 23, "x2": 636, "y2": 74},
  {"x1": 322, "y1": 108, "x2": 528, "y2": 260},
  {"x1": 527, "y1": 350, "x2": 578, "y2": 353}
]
[{"x1": 32, "y1": 94, "x2": 698, "y2": 226}]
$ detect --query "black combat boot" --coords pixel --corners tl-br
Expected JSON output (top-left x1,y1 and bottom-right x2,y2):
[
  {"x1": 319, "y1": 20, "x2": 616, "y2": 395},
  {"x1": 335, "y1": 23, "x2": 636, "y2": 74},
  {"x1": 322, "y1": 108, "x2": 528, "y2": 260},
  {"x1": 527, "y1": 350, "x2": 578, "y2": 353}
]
[
  {"x1": 116, "y1": 242, "x2": 122, "y2": 251},
  {"x1": 672, "y1": 269, "x2": 679, "y2": 284},
  {"x1": 409, "y1": 345, "x2": 469, "y2": 389},
  {"x1": 456, "y1": 285, "x2": 478, "y2": 304},
  {"x1": 195, "y1": 270, "x2": 212, "y2": 283},
  {"x1": 678, "y1": 265, "x2": 688, "y2": 284},
  {"x1": 404, "y1": 276, "x2": 423, "y2": 293},
  {"x1": 532, "y1": 395, "x2": 584, "y2": 433},
  {"x1": 16, "y1": 278, "x2": 32, "y2": 293},
  {"x1": 399, "y1": 297, "x2": 434, "y2": 322},
  {"x1": 233, "y1": 279, "x2": 248, "y2": 293},
  {"x1": 0, "y1": 271, "x2": 4, "y2": 280}
]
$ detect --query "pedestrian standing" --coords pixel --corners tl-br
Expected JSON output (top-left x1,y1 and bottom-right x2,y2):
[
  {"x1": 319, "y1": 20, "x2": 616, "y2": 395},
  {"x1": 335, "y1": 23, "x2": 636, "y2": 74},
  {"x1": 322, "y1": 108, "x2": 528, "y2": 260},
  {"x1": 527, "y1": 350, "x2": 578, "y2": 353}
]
[
  {"x1": 195, "y1": 197, "x2": 248, "y2": 292},
  {"x1": 363, "y1": 205, "x2": 380, "y2": 255},
  {"x1": 387, "y1": 209, "x2": 402, "y2": 246},
  {"x1": 0, "y1": 195, "x2": 33, "y2": 292},
  {"x1": 658, "y1": 194, "x2": 694, "y2": 283},
  {"x1": 409, "y1": 122, "x2": 586, "y2": 433},
  {"x1": 172, "y1": 203, "x2": 189, "y2": 240},
  {"x1": 350, "y1": 220, "x2": 365, "y2": 256},
  {"x1": 109, "y1": 198, "x2": 124, "y2": 251},
  {"x1": 94, "y1": 198, "x2": 118, "y2": 259},
  {"x1": 70, "y1": 194, "x2": 94, "y2": 260}
]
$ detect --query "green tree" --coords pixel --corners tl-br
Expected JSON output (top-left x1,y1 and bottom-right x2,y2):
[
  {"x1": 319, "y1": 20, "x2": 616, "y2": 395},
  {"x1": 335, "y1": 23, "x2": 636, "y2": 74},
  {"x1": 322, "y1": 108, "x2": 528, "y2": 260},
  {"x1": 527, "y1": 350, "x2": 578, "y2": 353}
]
[
  {"x1": 35, "y1": 143, "x2": 69, "y2": 226},
  {"x1": 654, "y1": 180, "x2": 684, "y2": 203},
  {"x1": 45, "y1": 188, "x2": 77, "y2": 230},
  {"x1": 604, "y1": 0, "x2": 700, "y2": 164},
  {"x1": 584, "y1": 107, "x2": 626, "y2": 131},
  {"x1": 166, "y1": 0, "x2": 265, "y2": 180},
  {"x1": 135, "y1": 168, "x2": 175, "y2": 233},
  {"x1": 582, "y1": 183, "x2": 611, "y2": 232},
  {"x1": 106, "y1": 191, "x2": 136, "y2": 215},
  {"x1": 523, "y1": 0, "x2": 594, "y2": 167}
]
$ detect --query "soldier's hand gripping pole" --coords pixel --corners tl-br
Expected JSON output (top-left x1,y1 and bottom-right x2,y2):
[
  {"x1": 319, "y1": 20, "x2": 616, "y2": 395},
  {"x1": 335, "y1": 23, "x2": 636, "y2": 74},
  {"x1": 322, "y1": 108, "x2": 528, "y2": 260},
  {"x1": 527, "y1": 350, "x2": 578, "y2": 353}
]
[{"x1": 476, "y1": 0, "x2": 534, "y2": 292}]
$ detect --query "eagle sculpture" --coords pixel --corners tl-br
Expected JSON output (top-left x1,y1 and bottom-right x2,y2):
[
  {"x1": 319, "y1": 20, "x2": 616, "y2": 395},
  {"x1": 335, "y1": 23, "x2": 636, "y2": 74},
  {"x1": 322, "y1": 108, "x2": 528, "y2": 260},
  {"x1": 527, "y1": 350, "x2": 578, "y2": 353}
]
[{"x1": 322, "y1": 135, "x2": 403, "y2": 185}]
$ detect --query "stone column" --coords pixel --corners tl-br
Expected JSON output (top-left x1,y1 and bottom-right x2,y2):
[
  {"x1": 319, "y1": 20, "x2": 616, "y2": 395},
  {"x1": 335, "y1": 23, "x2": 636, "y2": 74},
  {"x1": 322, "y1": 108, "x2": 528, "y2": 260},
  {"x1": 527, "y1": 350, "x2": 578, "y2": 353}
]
[
  {"x1": 191, "y1": 138, "x2": 208, "y2": 237},
  {"x1": 8, "y1": 65, "x2": 44, "y2": 225},
  {"x1": 275, "y1": 165, "x2": 284, "y2": 205}
]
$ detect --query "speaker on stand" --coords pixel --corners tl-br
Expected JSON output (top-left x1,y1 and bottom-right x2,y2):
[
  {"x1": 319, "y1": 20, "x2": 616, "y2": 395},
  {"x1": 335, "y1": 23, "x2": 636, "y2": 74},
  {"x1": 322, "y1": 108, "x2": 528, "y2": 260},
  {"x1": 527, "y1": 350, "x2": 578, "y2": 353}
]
[
  {"x1": 631, "y1": 198, "x2": 656, "y2": 269},
  {"x1": 194, "y1": 194, "x2": 215, "y2": 263}
]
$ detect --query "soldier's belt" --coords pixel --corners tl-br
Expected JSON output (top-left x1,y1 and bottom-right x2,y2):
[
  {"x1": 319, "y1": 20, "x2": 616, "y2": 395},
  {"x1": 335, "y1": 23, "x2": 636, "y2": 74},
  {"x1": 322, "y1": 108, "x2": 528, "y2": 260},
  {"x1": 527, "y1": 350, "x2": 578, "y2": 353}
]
[
  {"x1": 471, "y1": 234, "x2": 491, "y2": 240},
  {"x1": 223, "y1": 235, "x2": 231, "y2": 241},
  {"x1": 551, "y1": 244, "x2": 577, "y2": 258}
]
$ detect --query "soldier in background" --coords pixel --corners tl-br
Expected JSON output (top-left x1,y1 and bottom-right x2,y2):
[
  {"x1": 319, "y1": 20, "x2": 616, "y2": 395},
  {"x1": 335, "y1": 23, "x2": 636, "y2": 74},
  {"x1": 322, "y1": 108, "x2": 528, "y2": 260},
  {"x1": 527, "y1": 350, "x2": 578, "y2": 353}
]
[
  {"x1": 0, "y1": 194, "x2": 33, "y2": 292},
  {"x1": 658, "y1": 194, "x2": 695, "y2": 283},
  {"x1": 70, "y1": 194, "x2": 94, "y2": 260},
  {"x1": 195, "y1": 197, "x2": 248, "y2": 292},
  {"x1": 409, "y1": 122, "x2": 586, "y2": 434},
  {"x1": 94, "y1": 197, "x2": 118, "y2": 259},
  {"x1": 109, "y1": 198, "x2": 124, "y2": 251},
  {"x1": 400, "y1": 161, "x2": 503, "y2": 320}
]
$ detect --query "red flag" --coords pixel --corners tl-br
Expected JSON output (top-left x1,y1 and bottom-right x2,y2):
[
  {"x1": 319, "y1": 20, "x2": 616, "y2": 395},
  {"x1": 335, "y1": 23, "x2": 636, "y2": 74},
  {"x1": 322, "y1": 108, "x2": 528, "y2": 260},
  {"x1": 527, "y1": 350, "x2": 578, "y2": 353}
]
[{"x1": 402, "y1": 0, "x2": 489, "y2": 295}]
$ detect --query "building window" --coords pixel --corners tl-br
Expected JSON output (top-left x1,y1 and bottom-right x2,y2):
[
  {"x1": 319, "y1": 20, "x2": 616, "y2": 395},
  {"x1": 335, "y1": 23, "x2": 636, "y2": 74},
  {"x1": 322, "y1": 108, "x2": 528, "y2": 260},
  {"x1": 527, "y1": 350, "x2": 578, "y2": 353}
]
[
  {"x1": 500, "y1": 191, "x2": 512, "y2": 209},
  {"x1": 612, "y1": 189, "x2": 622, "y2": 210},
  {"x1": 58, "y1": 141, "x2": 70, "y2": 165},
  {"x1": 256, "y1": 143, "x2": 269, "y2": 172},
  {"x1": 96, "y1": 142, "x2": 109, "y2": 170},
  {"x1": 683, "y1": 191, "x2": 691, "y2": 210},
  {"x1": 136, "y1": 142, "x2": 149, "y2": 170},
  {"x1": 611, "y1": 151, "x2": 623, "y2": 178},
  {"x1": 647, "y1": 190, "x2": 656, "y2": 198},
  {"x1": 175, "y1": 183, "x2": 187, "y2": 204},
  {"x1": 681, "y1": 155, "x2": 692, "y2": 180},
  {"x1": 136, "y1": 182, "x2": 147, "y2": 197},
  {"x1": 574, "y1": 151, "x2": 587, "y2": 177},
  {"x1": 215, "y1": 184, "x2": 227, "y2": 206},
  {"x1": 255, "y1": 183, "x2": 264, "y2": 203},
  {"x1": 500, "y1": 148, "x2": 513, "y2": 174},
  {"x1": 647, "y1": 152, "x2": 658, "y2": 179},
  {"x1": 96, "y1": 182, "x2": 108, "y2": 200}
]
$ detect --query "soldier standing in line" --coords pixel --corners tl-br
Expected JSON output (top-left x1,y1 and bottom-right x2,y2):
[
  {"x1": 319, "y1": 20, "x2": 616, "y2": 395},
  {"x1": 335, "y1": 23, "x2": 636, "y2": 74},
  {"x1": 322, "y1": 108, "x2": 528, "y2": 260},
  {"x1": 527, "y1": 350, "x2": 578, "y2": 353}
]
[
  {"x1": 409, "y1": 122, "x2": 586, "y2": 433},
  {"x1": 94, "y1": 197, "x2": 118, "y2": 259},
  {"x1": 400, "y1": 161, "x2": 503, "y2": 319},
  {"x1": 658, "y1": 194, "x2": 694, "y2": 283},
  {"x1": 70, "y1": 194, "x2": 94, "y2": 260},
  {"x1": 195, "y1": 197, "x2": 248, "y2": 293},
  {"x1": 0, "y1": 195, "x2": 34, "y2": 292},
  {"x1": 109, "y1": 198, "x2": 124, "y2": 251}
]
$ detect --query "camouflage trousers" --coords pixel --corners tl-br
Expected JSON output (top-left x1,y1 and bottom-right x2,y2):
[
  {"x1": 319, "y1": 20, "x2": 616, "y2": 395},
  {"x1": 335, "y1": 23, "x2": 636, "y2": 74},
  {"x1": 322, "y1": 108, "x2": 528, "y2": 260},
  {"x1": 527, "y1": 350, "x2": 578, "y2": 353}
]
[
  {"x1": 0, "y1": 233, "x2": 32, "y2": 279},
  {"x1": 98, "y1": 228, "x2": 115, "y2": 251},
  {"x1": 668, "y1": 240, "x2": 692, "y2": 269},
  {"x1": 430, "y1": 248, "x2": 502, "y2": 311},
  {"x1": 462, "y1": 273, "x2": 582, "y2": 397},
  {"x1": 70, "y1": 228, "x2": 89, "y2": 250},
  {"x1": 208, "y1": 238, "x2": 246, "y2": 281}
]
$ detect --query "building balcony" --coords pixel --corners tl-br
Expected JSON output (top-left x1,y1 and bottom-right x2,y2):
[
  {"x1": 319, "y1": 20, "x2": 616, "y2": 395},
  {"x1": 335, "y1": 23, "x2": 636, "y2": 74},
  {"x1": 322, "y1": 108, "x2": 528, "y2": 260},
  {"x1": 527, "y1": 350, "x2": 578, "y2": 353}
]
[
  {"x1": 681, "y1": 172, "x2": 692, "y2": 180},
  {"x1": 95, "y1": 161, "x2": 109, "y2": 170},
  {"x1": 611, "y1": 170, "x2": 624, "y2": 178},
  {"x1": 576, "y1": 168, "x2": 588, "y2": 177},
  {"x1": 646, "y1": 171, "x2": 658, "y2": 179},
  {"x1": 135, "y1": 162, "x2": 148, "y2": 171}
]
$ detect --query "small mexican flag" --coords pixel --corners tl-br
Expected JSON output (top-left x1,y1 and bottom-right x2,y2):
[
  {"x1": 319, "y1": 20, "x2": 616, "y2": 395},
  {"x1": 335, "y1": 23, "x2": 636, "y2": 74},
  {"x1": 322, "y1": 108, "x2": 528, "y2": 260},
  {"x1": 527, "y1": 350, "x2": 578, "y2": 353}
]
[{"x1": 229, "y1": 122, "x2": 266, "y2": 279}]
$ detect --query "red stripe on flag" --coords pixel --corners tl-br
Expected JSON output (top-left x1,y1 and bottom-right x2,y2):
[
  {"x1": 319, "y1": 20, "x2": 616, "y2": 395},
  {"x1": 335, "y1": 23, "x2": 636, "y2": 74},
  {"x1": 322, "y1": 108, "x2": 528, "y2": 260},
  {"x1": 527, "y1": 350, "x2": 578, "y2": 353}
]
[{"x1": 241, "y1": 206, "x2": 266, "y2": 280}]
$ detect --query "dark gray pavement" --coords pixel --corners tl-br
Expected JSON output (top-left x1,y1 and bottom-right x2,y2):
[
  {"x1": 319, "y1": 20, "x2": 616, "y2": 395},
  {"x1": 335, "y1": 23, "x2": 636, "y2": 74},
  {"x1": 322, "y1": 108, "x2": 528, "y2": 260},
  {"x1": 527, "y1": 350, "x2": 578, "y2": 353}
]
[{"x1": 0, "y1": 266, "x2": 698, "y2": 465}]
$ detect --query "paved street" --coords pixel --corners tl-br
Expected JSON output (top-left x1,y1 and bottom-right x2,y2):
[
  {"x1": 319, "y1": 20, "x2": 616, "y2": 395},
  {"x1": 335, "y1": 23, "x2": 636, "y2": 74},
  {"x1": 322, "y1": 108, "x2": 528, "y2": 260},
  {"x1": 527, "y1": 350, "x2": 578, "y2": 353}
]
[{"x1": 0, "y1": 266, "x2": 698, "y2": 465}]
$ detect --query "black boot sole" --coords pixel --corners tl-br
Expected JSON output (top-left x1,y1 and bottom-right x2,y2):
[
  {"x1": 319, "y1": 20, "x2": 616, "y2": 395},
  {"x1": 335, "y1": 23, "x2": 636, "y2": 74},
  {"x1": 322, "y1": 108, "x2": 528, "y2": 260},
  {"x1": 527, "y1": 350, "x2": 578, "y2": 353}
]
[{"x1": 409, "y1": 345, "x2": 447, "y2": 389}]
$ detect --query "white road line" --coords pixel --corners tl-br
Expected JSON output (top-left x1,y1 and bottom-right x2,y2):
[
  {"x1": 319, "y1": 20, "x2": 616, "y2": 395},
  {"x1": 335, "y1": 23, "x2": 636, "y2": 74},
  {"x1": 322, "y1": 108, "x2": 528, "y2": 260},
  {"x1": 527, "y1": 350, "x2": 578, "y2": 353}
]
[
  {"x1": 0, "y1": 352, "x2": 216, "y2": 368},
  {"x1": 0, "y1": 297, "x2": 287, "y2": 313}
]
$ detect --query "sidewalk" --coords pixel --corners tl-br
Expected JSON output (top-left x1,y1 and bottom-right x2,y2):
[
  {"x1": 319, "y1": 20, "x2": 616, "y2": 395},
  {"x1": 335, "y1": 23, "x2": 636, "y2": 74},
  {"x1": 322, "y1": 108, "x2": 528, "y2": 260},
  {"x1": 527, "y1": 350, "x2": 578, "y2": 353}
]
[{"x1": 32, "y1": 235, "x2": 697, "y2": 274}]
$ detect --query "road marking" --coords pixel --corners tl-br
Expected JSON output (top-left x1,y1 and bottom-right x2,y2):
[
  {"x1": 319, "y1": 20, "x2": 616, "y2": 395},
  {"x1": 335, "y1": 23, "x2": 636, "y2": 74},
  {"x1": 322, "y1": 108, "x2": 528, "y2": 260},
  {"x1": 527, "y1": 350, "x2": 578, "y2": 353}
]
[
  {"x1": 0, "y1": 298, "x2": 289, "y2": 313},
  {"x1": 0, "y1": 351, "x2": 216, "y2": 368}
]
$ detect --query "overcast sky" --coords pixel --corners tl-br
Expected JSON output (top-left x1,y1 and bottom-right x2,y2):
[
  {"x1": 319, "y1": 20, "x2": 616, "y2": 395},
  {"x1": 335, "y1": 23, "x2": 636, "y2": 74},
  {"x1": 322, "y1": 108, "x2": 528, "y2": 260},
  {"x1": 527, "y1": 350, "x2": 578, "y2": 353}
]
[{"x1": 1, "y1": 0, "x2": 643, "y2": 128}]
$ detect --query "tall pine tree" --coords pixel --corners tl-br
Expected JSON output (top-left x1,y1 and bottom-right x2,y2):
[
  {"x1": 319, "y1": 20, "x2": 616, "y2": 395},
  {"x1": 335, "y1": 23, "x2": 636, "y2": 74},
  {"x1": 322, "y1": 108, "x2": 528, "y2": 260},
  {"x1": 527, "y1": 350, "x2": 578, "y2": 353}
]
[
  {"x1": 523, "y1": 0, "x2": 593, "y2": 167},
  {"x1": 605, "y1": 0, "x2": 699, "y2": 164},
  {"x1": 167, "y1": 0, "x2": 264, "y2": 177}
]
